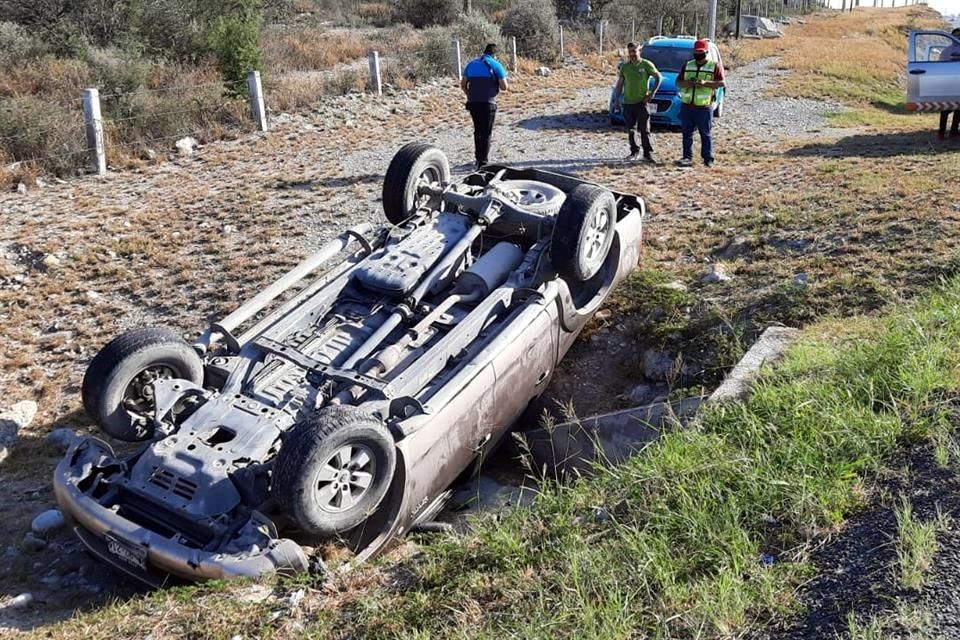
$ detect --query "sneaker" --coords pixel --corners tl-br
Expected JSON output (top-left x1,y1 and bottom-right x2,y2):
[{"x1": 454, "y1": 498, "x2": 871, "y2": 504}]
[
  {"x1": 625, "y1": 151, "x2": 641, "y2": 161},
  {"x1": 704, "y1": 158, "x2": 715, "y2": 167},
  {"x1": 643, "y1": 154, "x2": 659, "y2": 165},
  {"x1": 676, "y1": 158, "x2": 693, "y2": 167}
]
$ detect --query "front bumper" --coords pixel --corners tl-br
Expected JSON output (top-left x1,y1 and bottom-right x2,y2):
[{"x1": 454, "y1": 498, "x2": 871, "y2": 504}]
[{"x1": 54, "y1": 438, "x2": 309, "y2": 587}]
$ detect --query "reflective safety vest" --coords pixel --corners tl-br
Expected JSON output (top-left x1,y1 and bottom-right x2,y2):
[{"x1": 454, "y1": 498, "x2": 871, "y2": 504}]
[{"x1": 679, "y1": 59, "x2": 717, "y2": 107}]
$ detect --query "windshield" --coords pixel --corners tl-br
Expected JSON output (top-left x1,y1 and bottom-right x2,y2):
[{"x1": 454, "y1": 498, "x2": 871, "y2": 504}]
[{"x1": 640, "y1": 46, "x2": 695, "y2": 73}]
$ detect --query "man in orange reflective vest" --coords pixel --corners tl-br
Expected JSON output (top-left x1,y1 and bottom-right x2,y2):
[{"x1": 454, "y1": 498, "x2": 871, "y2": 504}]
[{"x1": 676, "y1": 39, "x2": 725, "y2": 167}]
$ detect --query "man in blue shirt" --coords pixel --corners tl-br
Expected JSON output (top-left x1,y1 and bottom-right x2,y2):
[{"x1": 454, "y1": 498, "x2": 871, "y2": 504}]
[{"x1": 461, "y1": 43, "x2": 509, "y2": 168}]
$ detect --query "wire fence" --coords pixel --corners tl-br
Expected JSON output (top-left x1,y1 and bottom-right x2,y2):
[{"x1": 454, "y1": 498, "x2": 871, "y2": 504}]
[{"x1": 2, "y1": 1, "x2": 879, "y2": 182}]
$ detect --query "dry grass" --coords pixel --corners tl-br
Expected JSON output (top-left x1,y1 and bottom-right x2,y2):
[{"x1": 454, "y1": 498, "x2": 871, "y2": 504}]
[
  {"x1": 729, "y1": 6, "x2": 947, "y2": 130},
  {"x1": 261, "y1": 27, "x2": 374, "y2": 73}
]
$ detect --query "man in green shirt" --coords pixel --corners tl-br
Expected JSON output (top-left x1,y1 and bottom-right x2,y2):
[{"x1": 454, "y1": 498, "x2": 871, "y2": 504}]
[{"x1": 613, "y1": 42, "x2": 662, "y2": 163}]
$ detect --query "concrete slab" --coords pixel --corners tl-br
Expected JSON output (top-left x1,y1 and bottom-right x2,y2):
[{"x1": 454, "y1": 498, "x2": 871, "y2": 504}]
[{"x1": 523, "y1": 326, "x2": 801, "y2": 475}]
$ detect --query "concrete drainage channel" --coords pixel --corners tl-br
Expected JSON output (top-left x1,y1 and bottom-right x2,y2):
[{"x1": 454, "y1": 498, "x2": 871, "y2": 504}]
[{"x1": 440, "y1": 327, "x2": 801, "y2": 521}]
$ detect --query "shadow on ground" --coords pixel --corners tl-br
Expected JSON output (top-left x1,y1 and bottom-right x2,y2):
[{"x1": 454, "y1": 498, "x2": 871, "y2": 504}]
[{"x1": 786, "y1": 130, "x2": 959, "y2": 158}]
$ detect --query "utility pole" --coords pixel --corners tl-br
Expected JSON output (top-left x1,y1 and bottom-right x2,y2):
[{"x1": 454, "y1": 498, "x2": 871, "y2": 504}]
[{"x1": 707, "y1": 0, "x2": 717, "y2": 40}]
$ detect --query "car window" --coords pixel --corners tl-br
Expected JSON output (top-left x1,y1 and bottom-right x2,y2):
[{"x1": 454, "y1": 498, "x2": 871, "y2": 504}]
[
  {"x1": 640, "y1": 46, "x2": 693, "y2": 73},
  {"x1": 914, "y1": 32, "x2": 960, "y2": 62}
]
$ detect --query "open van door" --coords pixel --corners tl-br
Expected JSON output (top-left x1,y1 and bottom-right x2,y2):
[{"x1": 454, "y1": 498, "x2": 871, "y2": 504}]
[{"x1": 907, "y1": 30, "x2": 960, "y2": 112}]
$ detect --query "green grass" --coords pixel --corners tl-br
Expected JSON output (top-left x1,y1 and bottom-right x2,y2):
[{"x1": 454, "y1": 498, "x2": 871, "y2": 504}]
[{"x1": 894, "y1": 498, "x2": 946, "y2": 590}]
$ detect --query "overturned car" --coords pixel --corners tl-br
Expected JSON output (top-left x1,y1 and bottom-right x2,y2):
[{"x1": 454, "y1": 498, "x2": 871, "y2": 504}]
[{"x1": 54, "y1": 143, "x2": 644, "y2": 586}]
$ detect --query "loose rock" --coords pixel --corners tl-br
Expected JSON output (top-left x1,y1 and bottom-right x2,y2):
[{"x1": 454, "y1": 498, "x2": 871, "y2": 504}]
[
  {"x1": 46, "y1": 427, "x2": 80, "y2": 452},
  {"x1": 536, "y1": 66, "x2": 552, "y2": 77},
  {"x1": 175, "y1": 136, "x2": 198, "y2": 155},
  {"x1": 21, "y1": 532, "x2": 47, "y2": 553},
  {"x1": 31, "y1": 509, "x2": 66, "y2": 536},
  {"x1": 5, "y1": 593, "x2": 34, "y2": 610},
  {"x1": 42, "y1": 254, "x2": 61, "y2": 269},
  {"x1": 16, "y1": 182, "x2": 27, "y2": 195},
  {"x1": 642, "y1": 349, "x2": 675, "y2": 382},
  {"x1": 0, "y1": 400, "x2": 38, "y2": 465},
  {"x1": 793, "y1": 272, "x2": 810, "y2": 286},
  {"x1": 627, "y1": 383, "x2": 668, "y2": 405},
  {"x1": 702, "y1": 263, "x2": 732, "y2": 283}
]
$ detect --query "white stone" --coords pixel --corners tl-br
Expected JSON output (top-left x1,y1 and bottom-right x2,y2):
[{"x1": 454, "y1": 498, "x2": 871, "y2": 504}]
[
  {"x1": 42, "y1": 254, "x2": 61, "y2": 269},
  {"x1": 5, "y1": 593, "x2": 33, "y2": 609},
  {"x1": 702, "y1": 263, "x2": 732, "y2": 283},
  {"x1": 595, "y1": 308, "x2": 612, "y2": 322},
  {"x1": 16, "y1": 182, "x2": 27, "y2": 194},
  {"x1": 793, "y1": 272, "x2": 809, "y2": 286},
  {"x1": 175, "y1": 136, "x2": 198, "y2": 155},
  {"x1": 0, "y1": 401, "x2": 37, "y2": 465},
  {"x1": 536, "y1": 66, "x2": 552, "y2": 77},
  {"x1": 31, "y1": 509, "x2": 65, "y2": 536},
  {"x1": 85, "y1": 290, "x2": 101, "y2": 302}
]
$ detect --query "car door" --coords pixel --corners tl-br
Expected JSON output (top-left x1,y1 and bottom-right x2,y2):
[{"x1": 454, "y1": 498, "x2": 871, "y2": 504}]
[{"x1": 907, "y1": 30, "x2": 960, "y2": 111}]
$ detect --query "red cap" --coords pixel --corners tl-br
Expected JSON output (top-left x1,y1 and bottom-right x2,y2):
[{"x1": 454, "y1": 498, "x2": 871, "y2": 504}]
[{"x1": 693, "y1": 39, "x2": 709, "y2": 53}]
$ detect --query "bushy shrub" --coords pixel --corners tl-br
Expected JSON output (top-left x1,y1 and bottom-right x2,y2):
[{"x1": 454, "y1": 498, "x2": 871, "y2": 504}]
[
  {"x1": 0, "y1": 22, "x2": 49, "y2": 65},
  {"x1": 0, "y1": 96, "x2": 86, "y2": 177},
  {"x1": 501, "y1": 0, "x2": 559, "y2": 62},
  {"x1": 453, "y1": 13, "x2": 503, "y2": 60},
  {"x1": 209, "y1": 13, "x2": 264, "y2": 93},
  {"x1": 396, "y1": 0, "x2": 460, "y2": 28},
  {"x1": 86, "y1": 48, "x2": 152, "y2": 98},
  {"x1": 414, "y1": 14, "x2": 502, "y2": 80}
]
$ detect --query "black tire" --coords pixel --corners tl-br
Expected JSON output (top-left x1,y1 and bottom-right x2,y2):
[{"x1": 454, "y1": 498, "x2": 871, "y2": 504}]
[
  {"x1": 273, "y1": 406, "x2": 396, "y2": 537},
  {"x1": 382, "y1": 143, "x2": 450, "y2": 226},
  {"x1": 81, "y1": 327, "x2": 204, "y2": 442},
  {"x1": 550, "y1": 184, "x2": 617, "y2": 282}
]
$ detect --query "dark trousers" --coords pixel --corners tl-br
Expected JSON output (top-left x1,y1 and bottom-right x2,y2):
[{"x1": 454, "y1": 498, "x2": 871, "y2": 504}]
[
  {"x1": 466, "y1": 102, "x2": 497, "y2": 165},
  {"x1": 623, "y1": 103, "x2": 653, "y2": 155},
  {"x1": 680, "y1": 104, "x2": 713, "y2": 162},
  {"x1": 939, "y1": 110, "x2": 960, "y2": 137}
]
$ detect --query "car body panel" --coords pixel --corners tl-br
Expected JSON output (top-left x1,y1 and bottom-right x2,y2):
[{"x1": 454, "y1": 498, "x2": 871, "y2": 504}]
[
  {"x1": 610, "y1": 37, "x2": 725, "y2": 126},
  {"x1": 906, "y1": 30, "x2": 960, "y2": 111}
]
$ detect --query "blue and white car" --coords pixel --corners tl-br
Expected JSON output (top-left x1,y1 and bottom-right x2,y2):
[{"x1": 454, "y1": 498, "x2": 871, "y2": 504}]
[{"x1": 610, "y1": 36, "x2": 726, "y2": 127}]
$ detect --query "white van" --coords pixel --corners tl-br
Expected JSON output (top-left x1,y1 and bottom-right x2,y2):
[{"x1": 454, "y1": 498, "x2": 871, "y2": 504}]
[{"x1": 906, "y1": 29, "x2": 960, "y2": 111}]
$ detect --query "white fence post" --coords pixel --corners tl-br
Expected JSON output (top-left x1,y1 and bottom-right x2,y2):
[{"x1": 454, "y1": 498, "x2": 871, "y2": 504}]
[
  {"x1": 559, "y1": 24, "x2": 564, "y2": 59},
  {"x1": 81, "y1": 88, "x2": 106, "y2": 176},
  {"x1": 680, "y1": 14, "x2": 685, "y2": 34},
  {"x1": 631, "y1": 17, "x2": 636, "y2": 41},
  {"x1": 599, "y1": 20, "x2": 604, "y2": 55},
  {"x1": 510, "y1": 36, "x2": 517, "y2": 73},
  {"x1": 246, "y1": 70, "x2": 268, "y2": 132},
  {"x1": 452, "y1": 40, "x2": 462, "y2": 81},
  {"x1": 658, "y1": 15, "x2": 664, "y2": 36},
  {"x1": 368, "y1": 51, "x2": 382, "y2": 95}
]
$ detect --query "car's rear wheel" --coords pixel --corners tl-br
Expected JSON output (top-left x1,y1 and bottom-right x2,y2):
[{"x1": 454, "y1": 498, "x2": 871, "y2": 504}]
[
  {"x1": 273, "y1": 406, "x2": 396, "y2": 538},
  {"x1": 495, "y1": 179, "x2": 566, "y2": 216},
  {"x1": 550, "y1": 184, "x2": 617, "y2": 282},
  {"x1": 382, "y1": 143, "x2": 450, "y2": 225},
  {"x1": 81, "y1": 327, "x2": 204, "y2": 442}
]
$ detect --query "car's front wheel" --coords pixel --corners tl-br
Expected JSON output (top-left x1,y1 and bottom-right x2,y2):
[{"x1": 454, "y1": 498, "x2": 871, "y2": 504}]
[
  {"x1": 382, "y1": 143, "x2": 451, "y2": 225},
  {"x1": 273, "y1": 406, "x2": 396, "y2": 538},
  {"x1": 81, "y1": 327, "x2": 204, "y2": 441},
  {"x1": 550, "y1": 184, "x2": 617, "y2": 282}
]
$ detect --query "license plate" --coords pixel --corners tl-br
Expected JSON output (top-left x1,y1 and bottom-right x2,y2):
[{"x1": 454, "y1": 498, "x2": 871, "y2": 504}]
[
  {"x1": 648, "y1": 103, "x2": 658, "y2": 113},
  {"x1": 105, "y1": 533, "x2": 147, "y2": 570}
]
